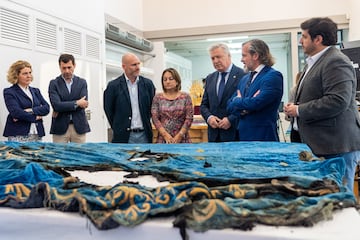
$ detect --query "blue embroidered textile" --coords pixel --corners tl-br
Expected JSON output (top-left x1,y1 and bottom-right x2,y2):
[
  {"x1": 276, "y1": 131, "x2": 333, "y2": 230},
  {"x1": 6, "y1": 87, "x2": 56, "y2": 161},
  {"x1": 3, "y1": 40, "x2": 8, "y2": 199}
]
[{"x1": 0, "y1": 141, "x2": 356, "y2": 235}]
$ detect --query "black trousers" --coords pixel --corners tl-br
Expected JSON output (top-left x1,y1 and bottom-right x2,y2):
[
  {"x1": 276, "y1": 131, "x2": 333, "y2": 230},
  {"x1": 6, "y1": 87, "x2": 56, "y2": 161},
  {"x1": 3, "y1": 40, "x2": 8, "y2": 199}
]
[{"x1": 290, "y1": 129, "x2": 302, "y2": 143}]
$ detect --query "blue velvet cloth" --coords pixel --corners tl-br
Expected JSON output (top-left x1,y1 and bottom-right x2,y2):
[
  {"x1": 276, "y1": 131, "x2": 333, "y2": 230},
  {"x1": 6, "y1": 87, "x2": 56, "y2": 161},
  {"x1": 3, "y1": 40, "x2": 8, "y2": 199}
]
[{"x1": 0, "y1": 141, "x2": 356, "y2": 234}]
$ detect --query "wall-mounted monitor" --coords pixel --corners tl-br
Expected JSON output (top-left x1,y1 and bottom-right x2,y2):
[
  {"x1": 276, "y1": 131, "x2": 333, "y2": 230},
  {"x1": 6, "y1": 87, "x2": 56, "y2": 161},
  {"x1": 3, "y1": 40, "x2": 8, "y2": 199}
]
[{"x1": 341, "y1": 41, "x2": 360, "y2": 99}]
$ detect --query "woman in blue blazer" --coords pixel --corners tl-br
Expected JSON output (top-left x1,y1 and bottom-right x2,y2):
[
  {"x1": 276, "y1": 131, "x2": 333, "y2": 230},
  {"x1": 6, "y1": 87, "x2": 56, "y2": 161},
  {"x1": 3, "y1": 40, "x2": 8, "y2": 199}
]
[{"x1": 3, "y1": 60, "x2": 50, "y2": 142}]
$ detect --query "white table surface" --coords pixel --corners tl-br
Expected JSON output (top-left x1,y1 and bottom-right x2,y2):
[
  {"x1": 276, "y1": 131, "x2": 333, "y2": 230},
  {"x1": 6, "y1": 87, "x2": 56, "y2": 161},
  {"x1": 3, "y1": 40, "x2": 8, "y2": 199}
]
[
  {"x1": 0, "y1": 207, "x2": 359, "y2": 240},
  {"x1": 1, "y1": 170, "x2": 359, "y2": 240}
]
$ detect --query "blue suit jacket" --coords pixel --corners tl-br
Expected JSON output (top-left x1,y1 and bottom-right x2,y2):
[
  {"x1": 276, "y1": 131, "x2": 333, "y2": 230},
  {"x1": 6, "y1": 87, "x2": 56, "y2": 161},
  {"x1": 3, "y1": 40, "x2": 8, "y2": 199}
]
[
  {"x1": 48, "y1": 75, "x2": 90, "y2": 135},
  {"x1": 227, "y1": 66, "x2": 283, "y2": 141},
  {"x1": 3, "y1": 84, "x2": 50, "y2": 137},
  {"x1": 103, "y1": 74, "x2": 155, "y2": 143},
  {"x1": 200, "y1": 64, "x2": 245, "y2": 142}
]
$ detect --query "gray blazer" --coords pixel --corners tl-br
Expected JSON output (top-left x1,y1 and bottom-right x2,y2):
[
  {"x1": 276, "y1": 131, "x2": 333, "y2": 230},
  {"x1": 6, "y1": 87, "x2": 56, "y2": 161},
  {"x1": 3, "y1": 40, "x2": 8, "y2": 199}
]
[{"x1": 296, "y1": 46, "x2": 360, "y2": 156}]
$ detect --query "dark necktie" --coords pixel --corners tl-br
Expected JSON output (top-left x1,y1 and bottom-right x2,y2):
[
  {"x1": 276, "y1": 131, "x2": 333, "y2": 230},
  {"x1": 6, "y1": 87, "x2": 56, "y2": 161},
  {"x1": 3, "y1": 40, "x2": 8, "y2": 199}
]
[
  {"x1": 218, "y1": 72, "x2": 227, "y2": 100},
  {"x1": 244, "y1": 71, "x2": 257, "y2": 95}
]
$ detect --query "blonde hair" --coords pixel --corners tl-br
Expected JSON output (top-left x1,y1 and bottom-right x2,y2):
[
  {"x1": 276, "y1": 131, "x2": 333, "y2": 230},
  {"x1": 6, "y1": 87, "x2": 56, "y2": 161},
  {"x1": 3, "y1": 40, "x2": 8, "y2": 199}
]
[{"x1": 7, "y1": 60, "x2": 32, "y2": 84}]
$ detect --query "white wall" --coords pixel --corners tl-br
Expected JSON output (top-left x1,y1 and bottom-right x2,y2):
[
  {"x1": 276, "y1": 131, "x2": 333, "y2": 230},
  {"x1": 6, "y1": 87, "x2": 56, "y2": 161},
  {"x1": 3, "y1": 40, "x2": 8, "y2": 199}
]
[
  {"x1": 349, "y1": 0, "x2": 360, "y2": 40},
  {"x1": 142, "y1": 0, "x2": 350, "y2": 31},
  {"x1": 10, "y1": 0, "x2": 104, "y2": 31},
  {"x1": 104, "y1": 0, "x2": 143, "y2": 31},
  {"x1": 145, "y1": 41, "x2": 166, "y2": 92},
  {"x1": 165, "y1": 52, "x2": 192, "y2": 92}
]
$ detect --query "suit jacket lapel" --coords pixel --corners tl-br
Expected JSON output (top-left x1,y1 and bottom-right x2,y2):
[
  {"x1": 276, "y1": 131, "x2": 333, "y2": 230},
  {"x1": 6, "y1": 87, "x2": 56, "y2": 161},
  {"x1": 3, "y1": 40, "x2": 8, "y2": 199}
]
[
  {"x1": 295, "y1": 47, "x2": 334, "y2": 102},
  {"x1": 245, "y1": 66, "x2": 268, "y2": 97},
  {"x1": 120, "y1": 75, "x2": 131, "y2": 105},
  {"x1": 243, "y1": 73, "x2": 253, "y2": 97},
  {"x1": 70, "y1": 77, "x2": 78, "y2": 98},
  {"x1": 137, "y1": 77, "x2": 144, "y2": 111},
  {"x1": 57, "y1": 76, "x2": 71, "y2": 98},
  {"x1": 14, "y1": 84, "x2": 32, "y2": 102},
  {"x1": 14, "y1": 85, "x2": 24, "y2": 98},
  {"x1": 223, "y1": 66, "x2": 238, "y2": 96},
  {"x1": 208, "y1": 73, "x2": 219, "y2": 102},
  {"x1": 295, "y1": 65, "x2": 308, "y2": 102}
]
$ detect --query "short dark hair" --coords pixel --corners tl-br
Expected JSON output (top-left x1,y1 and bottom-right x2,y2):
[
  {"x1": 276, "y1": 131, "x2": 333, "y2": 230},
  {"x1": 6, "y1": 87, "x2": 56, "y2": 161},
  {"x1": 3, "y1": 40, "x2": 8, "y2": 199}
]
[
  {"x1": 300, "y1": 17, "x2": 338, "y2": 46},
  {"x1": 58, "y1": 53, "x2": 75, "y2": 65}
]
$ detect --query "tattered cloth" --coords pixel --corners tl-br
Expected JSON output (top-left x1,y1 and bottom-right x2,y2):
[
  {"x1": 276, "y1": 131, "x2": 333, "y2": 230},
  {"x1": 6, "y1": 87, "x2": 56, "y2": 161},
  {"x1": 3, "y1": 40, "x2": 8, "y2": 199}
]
[{"x1": 0, "y1": 141, "x2": 356, "y2": 237}]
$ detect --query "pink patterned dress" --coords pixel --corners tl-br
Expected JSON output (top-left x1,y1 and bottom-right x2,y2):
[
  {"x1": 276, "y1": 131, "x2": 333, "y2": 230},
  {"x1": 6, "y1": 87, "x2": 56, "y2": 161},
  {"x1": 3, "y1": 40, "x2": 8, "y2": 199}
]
[{"x1": 151, "y1": 92, "x2": 194, "y2": 143}]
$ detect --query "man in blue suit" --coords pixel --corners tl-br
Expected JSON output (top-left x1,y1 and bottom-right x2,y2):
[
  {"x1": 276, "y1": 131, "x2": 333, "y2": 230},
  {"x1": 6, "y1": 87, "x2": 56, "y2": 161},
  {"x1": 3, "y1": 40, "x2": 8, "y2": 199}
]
[
  {"x1": 227, "y1": 39, "x2": 283, "y2": 141},
  {"x1": 201, "y1": 43, "x2": 245, "y2": 142},
  {"x1": 48, "y1": 54, "x2": 90, "y2": 143}
]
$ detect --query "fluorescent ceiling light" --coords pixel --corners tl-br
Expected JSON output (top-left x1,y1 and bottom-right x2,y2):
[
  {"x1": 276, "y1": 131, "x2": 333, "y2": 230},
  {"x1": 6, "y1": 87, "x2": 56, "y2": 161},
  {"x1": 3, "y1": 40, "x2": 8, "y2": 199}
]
[
  {"x1": 227, "y1": 43, "x2": 243, "y2": 49},
  {"x1": 206, "y1": 36, "x2": 248, "y2": 42},
  {"x1": 230, "y1": 49, "x2": 242, "y2": 54}
]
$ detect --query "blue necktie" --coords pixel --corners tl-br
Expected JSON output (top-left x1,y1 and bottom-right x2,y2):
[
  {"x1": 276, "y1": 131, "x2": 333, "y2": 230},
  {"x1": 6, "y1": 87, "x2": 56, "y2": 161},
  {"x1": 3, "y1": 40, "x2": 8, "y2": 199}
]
[{"x1": 218, "y1": 72, "x2": 227, "y2": 100}]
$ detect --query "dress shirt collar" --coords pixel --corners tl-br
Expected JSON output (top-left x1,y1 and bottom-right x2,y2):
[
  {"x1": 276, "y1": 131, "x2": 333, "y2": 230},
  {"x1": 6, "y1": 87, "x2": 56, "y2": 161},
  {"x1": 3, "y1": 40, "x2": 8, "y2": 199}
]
[
  {"x1": 17, "y1": 84, "x2": 32, "y2": 100},
  {"x1": 253, "y1": 64, "x2": 265, "y2": 74},
  {"x1": 225, "y1": 63, "x2": 233, "y2": 73},
  {"x1": 218, "y1": 64, "x2": 233, "y2": 81},
  {"x1": 17, "y1": 84, "x2": 30, "y2": 91},
  {"x1": 125, "y1": 74, "x2": 139, "y2": 84},
  {"x1": 306, "y1": 46, "x2": 330, "y2": 68},
  {"x1": 220, "y1": 63, "x2": 233, "y2": 75},
  {"x1": 61, "y1": 75, "x2": 73, "y2": 84},
  {"x1": 250, "y1": 64, "x2": 265, "y2": 81}
]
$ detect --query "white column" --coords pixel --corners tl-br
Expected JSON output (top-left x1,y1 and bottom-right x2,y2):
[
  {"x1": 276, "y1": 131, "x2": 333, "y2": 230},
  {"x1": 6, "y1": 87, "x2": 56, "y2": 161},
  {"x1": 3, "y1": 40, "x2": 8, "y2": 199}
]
[{"x1": 348, "y1": 0, "x2": 360, "y2": 41}]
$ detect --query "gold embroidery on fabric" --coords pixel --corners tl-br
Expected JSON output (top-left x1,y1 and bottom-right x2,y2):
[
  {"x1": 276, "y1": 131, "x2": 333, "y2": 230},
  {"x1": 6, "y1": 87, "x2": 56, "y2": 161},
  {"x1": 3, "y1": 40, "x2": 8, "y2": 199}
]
[{"x1": 5, "y1": 183, "x2": 31, "y2": 197}]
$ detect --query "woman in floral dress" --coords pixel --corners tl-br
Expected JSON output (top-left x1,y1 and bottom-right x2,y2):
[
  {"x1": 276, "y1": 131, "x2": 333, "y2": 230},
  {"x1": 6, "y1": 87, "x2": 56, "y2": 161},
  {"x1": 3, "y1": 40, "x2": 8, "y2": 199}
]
[{"x1": 151, "y1": 68, "x2": 193, "y2": 143}]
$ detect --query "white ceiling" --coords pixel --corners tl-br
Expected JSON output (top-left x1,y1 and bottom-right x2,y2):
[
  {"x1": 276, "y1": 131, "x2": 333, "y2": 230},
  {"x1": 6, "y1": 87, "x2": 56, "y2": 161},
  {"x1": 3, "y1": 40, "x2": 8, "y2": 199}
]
[{"x1": 164, "y1": 33, "x2": 291, "y2": 58}]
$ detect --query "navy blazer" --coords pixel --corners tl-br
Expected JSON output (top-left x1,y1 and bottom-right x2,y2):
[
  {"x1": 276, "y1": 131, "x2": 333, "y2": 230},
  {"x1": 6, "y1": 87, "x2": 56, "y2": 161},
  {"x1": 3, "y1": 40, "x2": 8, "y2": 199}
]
[
  {"x1": 48, "y1": 75, "x2": 90, "y2": 135},
  {"x1": 3, "y1": 84, "x2": 50, "y2": 137},
  {"x1": 200, "y1": 64, "x2": 245, "y2": 142},
  {"x1": 227, "y1": 66, "x2": 283, "y2": 141},
  {"x1": 103, "y1": 74, "x2": 155, "y2": 143}
]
